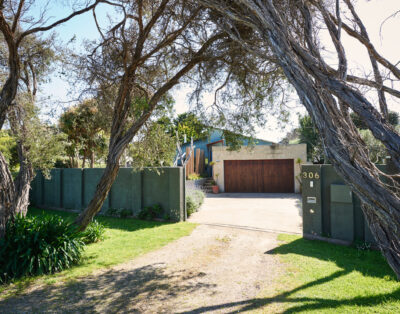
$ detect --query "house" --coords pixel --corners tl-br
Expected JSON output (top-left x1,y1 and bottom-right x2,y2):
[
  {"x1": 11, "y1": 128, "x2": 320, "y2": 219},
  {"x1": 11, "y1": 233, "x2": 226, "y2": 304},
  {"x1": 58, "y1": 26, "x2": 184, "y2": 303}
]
[
  {"x1": 180, "y1": 128, "x2": 273, "y2": 164},
  {"x1": 180, "y1": 128, "x2": 307, "y2": 194},
  {"x1": 211, "y1": 143, "x2": 307, "y2": 193}
]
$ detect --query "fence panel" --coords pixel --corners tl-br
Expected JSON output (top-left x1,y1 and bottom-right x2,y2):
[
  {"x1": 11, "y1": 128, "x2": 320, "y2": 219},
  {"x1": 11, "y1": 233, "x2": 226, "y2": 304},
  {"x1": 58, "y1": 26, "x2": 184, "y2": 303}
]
[{"x1": 30, "y1": 167, "x2": 185, "y2": 221}]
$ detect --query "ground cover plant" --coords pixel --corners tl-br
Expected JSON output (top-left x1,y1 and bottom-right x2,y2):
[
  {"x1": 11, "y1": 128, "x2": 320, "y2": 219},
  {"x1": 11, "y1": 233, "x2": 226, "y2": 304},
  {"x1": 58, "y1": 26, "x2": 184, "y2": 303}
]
[
  {"x1": 186, "y1": 190, "x2": 205, "y2": 217},
  {"x1": 0, "y1": 215, "x2": 84, "y2": 283},
  {"x1": 257, "y1": 235, "x2": 400, "y2": 313},
  {"x1": 0, "y1": 207, "x2": 196, "y2": 298}
]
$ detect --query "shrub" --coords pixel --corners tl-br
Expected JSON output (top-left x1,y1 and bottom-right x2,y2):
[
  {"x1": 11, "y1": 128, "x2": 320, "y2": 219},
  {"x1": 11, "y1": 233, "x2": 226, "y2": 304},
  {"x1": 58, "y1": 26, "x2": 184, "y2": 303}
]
[
  {"x1": 186, "y1": 189, "x2": 205, "y2": 217},
  {"x1": 105, "y1": 208, "x2": 119, "y2": 217},
  {"x1": 187, "y1": 173, "x2": 201, "y2": 180},
  {"x1": 137, "y1": 204, "x2": 163, "y2": 220},
  {"x1": 186, "y1": 195, "x2": 197, "y2": 217},
  {"x1": 119, "y1": 209, "x2": 133, "y2": 219},
  {"x1": 0, "y1": 215, "x2": 84, "y2": 283},
  {"x1": 191, "y1": 190, "x2": 205, "y2": 206},
  {"x1": 105, "y1": 208, "x2": 133, "y2": 219},
  {"x1": 81, "y1": 220, "x2": 105, "y2": 244}
]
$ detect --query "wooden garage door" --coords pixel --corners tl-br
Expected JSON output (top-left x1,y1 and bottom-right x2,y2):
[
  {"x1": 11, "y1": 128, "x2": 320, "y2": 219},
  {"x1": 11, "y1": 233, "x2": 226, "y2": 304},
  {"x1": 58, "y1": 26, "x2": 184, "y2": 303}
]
[{"x1": 224, "y1": 159, "x2": 294, "y2": 193}]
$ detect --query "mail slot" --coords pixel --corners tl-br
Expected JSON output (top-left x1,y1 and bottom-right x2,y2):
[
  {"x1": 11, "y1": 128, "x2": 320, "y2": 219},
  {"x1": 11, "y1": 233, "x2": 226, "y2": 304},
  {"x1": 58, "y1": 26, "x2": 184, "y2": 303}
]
[{"x1": 307, "y1": 196, "x2": 317, "y2": 204}]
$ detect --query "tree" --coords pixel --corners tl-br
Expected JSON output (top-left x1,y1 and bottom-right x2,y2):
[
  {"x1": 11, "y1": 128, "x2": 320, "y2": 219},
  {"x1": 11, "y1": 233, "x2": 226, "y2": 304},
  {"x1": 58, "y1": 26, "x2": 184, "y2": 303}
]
[
  {"x1": 0, "y1": 130, "x2": 18, "y2": 171},
  {"x1": 173, "y1": 112, "x2": 209, "y2": 143},
  {"x1": 351, "y1": 111, "x2": 399, "y2": 130},
  {"x1": 298, "y1": 115, "x2": 324, "y2": 163},
  {"x1": 128, "y1": 122, "x2": 176, "y2": 169},
  {"x1": 202, "y1": 0, "x2": 400, "y2": 277},
  {"x1": 73, "y1": 0, "x2": 233, "y2": 229},
  {"x1": 59, "y1": 99, "x2": 108, "y2": 168},
  {"x1": 297, "y1": 112, "x2": 398, "y2": 164},
  {"x1": 0, "y1": 0, "x2": 106, "y2": 237}
]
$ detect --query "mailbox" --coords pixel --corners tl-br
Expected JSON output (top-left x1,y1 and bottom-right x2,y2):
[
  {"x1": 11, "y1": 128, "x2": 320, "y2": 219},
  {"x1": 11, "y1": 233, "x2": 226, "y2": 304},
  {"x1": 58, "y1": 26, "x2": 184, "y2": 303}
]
[{"x1": 302, "y1": 165, "x2": 322, "y2": 236}]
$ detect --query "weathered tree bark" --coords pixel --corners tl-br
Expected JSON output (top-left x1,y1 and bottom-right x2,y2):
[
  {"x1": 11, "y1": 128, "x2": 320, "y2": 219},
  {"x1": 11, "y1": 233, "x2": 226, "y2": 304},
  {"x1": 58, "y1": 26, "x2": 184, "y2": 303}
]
[
  {"x1": 75, "y1": 150, "x2": 121, "y2": 230},
  {"x1": 90, "y1": 151, "x2": 95, "y2": 168},
  {"x1": 11, "y1": 141, "x2": 34, "y2": 217},
  {"x1": 82, "y1": 156, "x2": 86, "y2": 169},
  {"x1": 0, "y1": 1, "x2": 107, "y2": 237},
  {"x1": 202, "y1": 0, "x2": 400, "y2": 278},
  {"x1": 0, "y1": 153, "x2": 15, "y2": 237},
  {"x1": 75, "y1": 22, "x2": 224, "y2": 229}
]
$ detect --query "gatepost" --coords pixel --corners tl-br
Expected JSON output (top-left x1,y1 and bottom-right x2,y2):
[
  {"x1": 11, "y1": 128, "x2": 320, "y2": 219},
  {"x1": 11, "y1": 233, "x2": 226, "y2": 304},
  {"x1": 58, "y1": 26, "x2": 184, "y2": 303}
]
[{"x1": 302, "y1": 165, "x2": 323, "y2": 236}]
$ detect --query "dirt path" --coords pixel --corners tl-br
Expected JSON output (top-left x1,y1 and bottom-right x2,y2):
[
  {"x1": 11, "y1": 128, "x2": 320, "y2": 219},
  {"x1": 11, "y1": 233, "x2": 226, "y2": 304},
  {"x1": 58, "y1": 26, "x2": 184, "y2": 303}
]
[{"x1": 0, "y1": 225, "x2": 282, "y2": 313}]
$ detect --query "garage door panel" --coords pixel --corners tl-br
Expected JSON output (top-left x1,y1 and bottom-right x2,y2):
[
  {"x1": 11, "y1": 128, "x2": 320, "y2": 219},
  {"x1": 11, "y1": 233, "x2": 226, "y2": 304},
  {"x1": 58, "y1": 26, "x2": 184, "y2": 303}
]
[{"x1": 224, "y1": 159, "x2": 294, "y2": 193}]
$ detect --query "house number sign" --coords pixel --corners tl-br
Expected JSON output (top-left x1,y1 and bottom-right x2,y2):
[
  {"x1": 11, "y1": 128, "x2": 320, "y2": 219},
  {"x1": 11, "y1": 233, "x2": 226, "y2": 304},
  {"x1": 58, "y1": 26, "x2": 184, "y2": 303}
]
[{"x1": 302, "y1": 172, "x2": 320, "y2": 179}]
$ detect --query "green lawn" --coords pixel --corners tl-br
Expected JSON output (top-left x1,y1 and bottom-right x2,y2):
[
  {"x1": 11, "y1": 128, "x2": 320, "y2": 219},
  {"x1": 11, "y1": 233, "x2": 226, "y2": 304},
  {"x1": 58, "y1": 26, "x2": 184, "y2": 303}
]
[
  {"x1": 0, "y1": 207, "x2": 196, "y2": 298},
  {"x1": 257, "y1": 234, "x2": 400, "y2": 313}
]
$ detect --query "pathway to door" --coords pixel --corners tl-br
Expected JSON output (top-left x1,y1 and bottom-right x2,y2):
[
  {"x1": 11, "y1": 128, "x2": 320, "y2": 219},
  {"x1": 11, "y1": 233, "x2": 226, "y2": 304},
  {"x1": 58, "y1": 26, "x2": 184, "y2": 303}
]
[{"x1": 189, "y1": 193, "x2": 302, "y2": 234}]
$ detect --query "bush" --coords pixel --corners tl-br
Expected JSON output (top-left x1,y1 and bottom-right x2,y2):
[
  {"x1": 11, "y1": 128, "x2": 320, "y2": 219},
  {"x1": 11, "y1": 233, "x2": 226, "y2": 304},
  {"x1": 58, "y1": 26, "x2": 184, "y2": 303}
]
[
  {"x1": 186, "y1": 195, "x2": 197, "y2": 216},
  {"x1": 0, "y1": 215, "x2": 84, "y2": 283},
  {"x1": 104, "y1": 208, "x2": 133, "y2": 219},
  {"x1": 137, "y1": 204, "x2": 163, "y2": 220},
  {"x1": 186, "y1": 190, "x2": 205, "y2": 217},
  {"x1": 81, "y1": 220, "x2": 105, "y2": 244},
  {"x1": 119, "y1": 209, "x2": 133, "y2": 219}
]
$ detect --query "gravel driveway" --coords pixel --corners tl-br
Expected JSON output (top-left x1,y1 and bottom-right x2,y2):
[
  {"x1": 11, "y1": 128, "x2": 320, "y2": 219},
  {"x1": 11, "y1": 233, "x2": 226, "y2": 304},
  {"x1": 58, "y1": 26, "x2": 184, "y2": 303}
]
[
  {"x1": 0, "y1": 225, "x2": 281, "y2": 313},
  {"x1": 189, "y1": 193, "x2": 302, "y2": 234}
]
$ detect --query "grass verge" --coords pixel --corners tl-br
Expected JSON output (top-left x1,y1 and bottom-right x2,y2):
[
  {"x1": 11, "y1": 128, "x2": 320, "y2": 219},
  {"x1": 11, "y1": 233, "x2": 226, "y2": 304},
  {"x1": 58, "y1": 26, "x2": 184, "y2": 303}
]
[
  {"x1": 257, "y1": 234, "x2": 400, "y2": 313},
  {"x1": 0, "y1": 207, "x2": 196, "y2": 299}
]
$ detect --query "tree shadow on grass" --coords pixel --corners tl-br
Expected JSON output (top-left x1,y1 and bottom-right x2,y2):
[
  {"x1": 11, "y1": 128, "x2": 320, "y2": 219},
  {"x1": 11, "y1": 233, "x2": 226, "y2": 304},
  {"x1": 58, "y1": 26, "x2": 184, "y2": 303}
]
[
  {"x1": 28, "y1": 206, "x2": 173, "y2": 232},
  {"x1": 178, "y1": 237, "x2": 400, "y2": 313},
  {"x1": 267, "y1": 237, "x2": 395, "y2": 279},
  {"x1": 177, "y1": 287, "x2": 400, "y2": 313},
  {"x1": 0, "y1": 263, "x2": 215, "y2": 313}
]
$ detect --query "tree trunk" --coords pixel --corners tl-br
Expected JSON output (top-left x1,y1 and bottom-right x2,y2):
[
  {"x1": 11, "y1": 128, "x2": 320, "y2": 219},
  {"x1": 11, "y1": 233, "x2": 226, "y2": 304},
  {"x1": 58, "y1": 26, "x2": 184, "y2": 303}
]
[
  {"x1": 74, "y1": 156, "x2": 120, "y2": 230},
  {"x1": 82, "y1": 156, "x2": 86, "y2": 169},
  {"x1": 363, "y1": 203, "x2": 400, "y2": 275},
  {"x1": 202, "y1": 0, "x2": 400, "y2": 277},
  {"x1": 90, "y1": 151, "x2": 95, "y2": 168},
  {"x1": 0, "y1": 153, "x2": 15, "y2": 238},
  {"x1": 11, "y1": 160, "x2": 34, "y2": 217}
]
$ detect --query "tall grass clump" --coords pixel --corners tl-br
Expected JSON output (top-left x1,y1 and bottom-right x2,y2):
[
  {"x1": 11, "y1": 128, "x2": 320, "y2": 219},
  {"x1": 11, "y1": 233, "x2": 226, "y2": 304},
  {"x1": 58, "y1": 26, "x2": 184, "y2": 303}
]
[{"x1": 0, "y1": 215, "x2": 84, "y2": 283}]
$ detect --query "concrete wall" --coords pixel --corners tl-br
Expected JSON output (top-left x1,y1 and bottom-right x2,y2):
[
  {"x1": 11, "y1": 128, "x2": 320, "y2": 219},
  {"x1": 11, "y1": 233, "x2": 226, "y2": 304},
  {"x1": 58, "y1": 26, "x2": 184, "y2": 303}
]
[
  {"x1": 211, "y1": 144, "x2": 307, "y2": 193},
  {"x1": 29, "y1": 167, "x2": 185, "y2": 221},
  {"x1": 301, "y1": 164, "x2": 387, "y2": 245}
]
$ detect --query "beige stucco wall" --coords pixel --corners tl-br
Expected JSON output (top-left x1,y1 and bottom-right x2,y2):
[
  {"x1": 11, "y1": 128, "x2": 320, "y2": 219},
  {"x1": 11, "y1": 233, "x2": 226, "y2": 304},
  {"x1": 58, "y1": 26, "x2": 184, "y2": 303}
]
[{"x1": 212, "y1": 144, "x2": 307, "y2": 193}]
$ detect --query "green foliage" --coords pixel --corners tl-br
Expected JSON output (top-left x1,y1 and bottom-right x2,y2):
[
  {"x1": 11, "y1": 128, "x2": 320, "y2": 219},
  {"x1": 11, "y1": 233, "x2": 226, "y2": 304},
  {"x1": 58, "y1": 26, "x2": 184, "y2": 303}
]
[
  {"x1": 104, "y1": 208, "x2": 133, "y2": 219},
  {"x1": 173, "y1": 112, "x2": 209, "y2": 143},
  {"x1": 119, "y1": 209, "x2": 133, "y2": 219},
  {"x1": 297, "y1": 113, "x2": 399, "y2": 164},
  {"x1": 351, "y1": 111, "x2": 399, "y2": 130},
  {"x1": 137, "y1": 204, "x2": 163, "y2": 220},
  {"x1": 0, "y1": 130, "x2": 18, "y2": 171},
  {"x1": 81, "y1": 220, "x2": 105, "y2": 244},
  {"x1": 1, "y1": 207, "x2": 196, "y2": 297},
  {"x1": 186, "y1": 190, "x2": 205, "y2": 217},
  {"x1": 104, "y1": 208, "x2": 119, "y2": 217},
  {"x1": 298, "y1": 114, "x2": 324, "y2": 163},
  {"x1": 7, "y1": 101, "x2": 66, "y2": 176},
  {"x1": 223, "y1": 129, "x2": 246, "y2": 151},
  {"x1": 187, "y1": 173, "x2": 208, "y2": 180},
  {"x1": 0, "y1": 215, "x2": 84, "y2": 283},
  {"x1": 128, "y1": 123, "x2": 176, "y2": 169},
  {"x1": 25, "y1": 122, "x2": 67, "y2": 176},
  {"x1": 359, "y1": 129, "x2": 387, "y2": 163},
  {"x1": 59, "y1": 99, "x2": 108, "y2": 168}
]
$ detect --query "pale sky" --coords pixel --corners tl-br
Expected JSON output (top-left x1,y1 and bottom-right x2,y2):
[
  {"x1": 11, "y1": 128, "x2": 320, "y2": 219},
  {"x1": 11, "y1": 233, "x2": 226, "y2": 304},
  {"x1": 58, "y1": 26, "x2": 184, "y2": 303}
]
[{"x1": 37, "y1": 0, "x2": 400, "y2": 142}]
